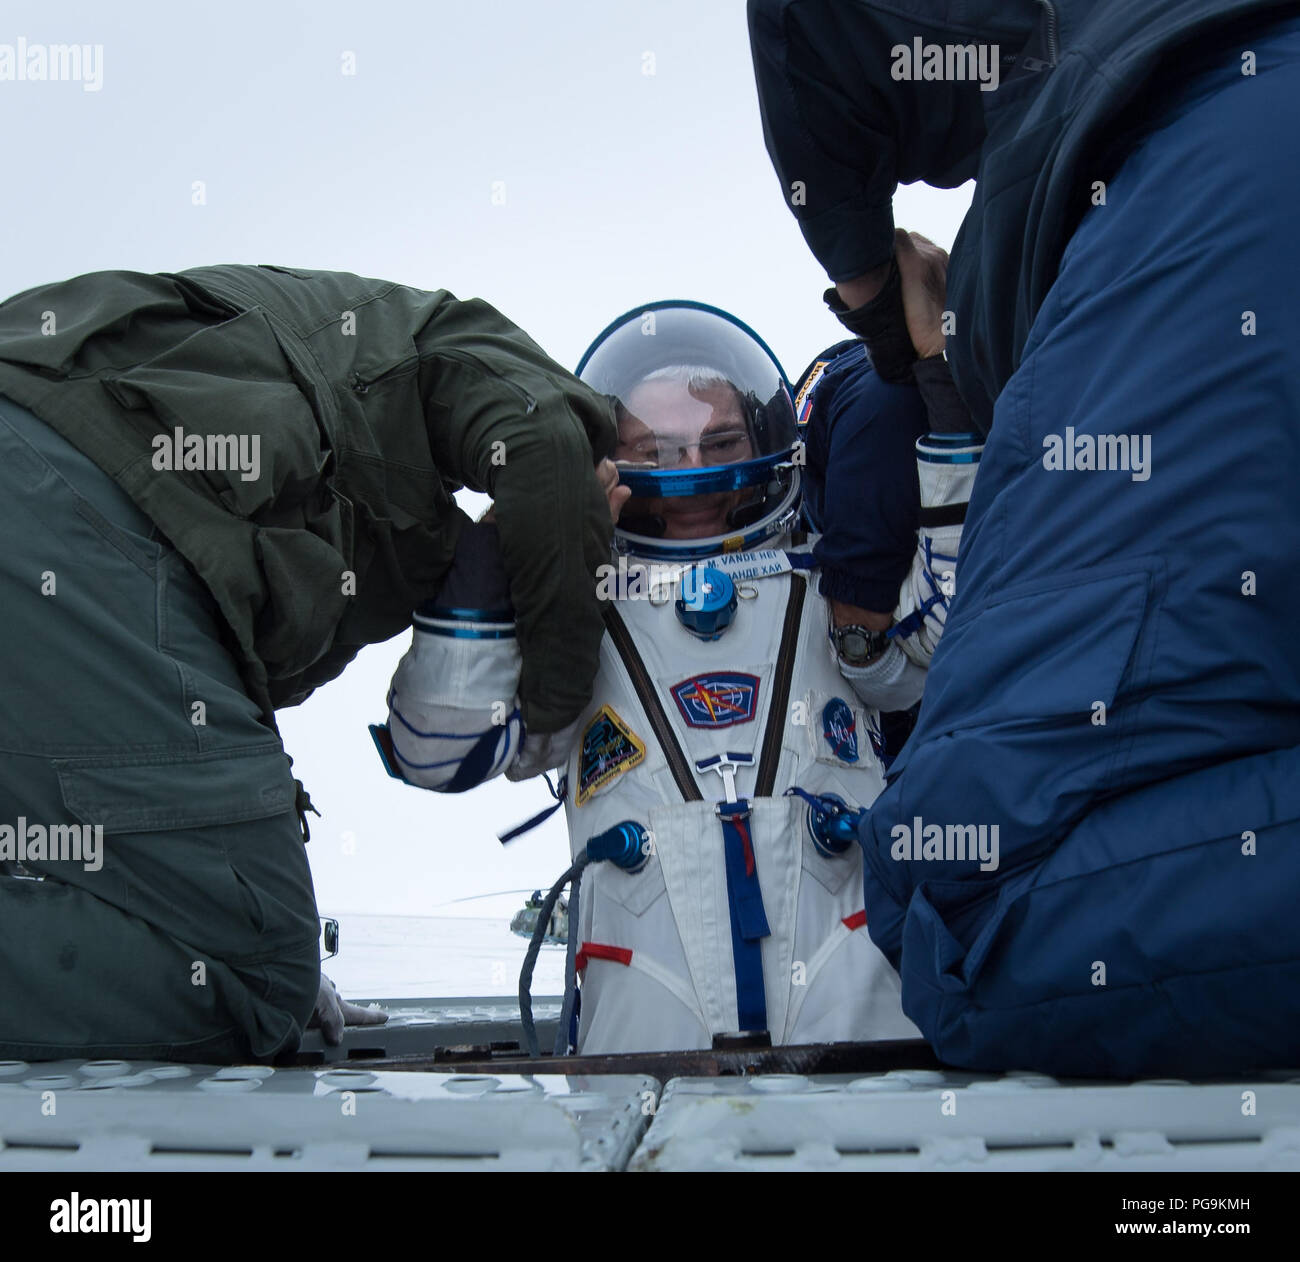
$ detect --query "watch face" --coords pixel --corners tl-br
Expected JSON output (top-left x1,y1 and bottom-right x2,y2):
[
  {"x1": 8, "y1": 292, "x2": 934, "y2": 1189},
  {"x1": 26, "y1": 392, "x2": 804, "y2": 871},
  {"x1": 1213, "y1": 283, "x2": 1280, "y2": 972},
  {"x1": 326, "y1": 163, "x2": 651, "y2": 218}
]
[{"x1": 836, "y1": 628, "x2": 871, "y2": 663}]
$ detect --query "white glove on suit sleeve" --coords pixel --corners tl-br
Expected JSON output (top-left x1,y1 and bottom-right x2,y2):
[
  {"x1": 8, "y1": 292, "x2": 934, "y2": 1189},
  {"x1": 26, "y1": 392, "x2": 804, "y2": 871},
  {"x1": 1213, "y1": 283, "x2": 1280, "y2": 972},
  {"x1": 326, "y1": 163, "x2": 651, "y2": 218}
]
[
  {"x1": 378, "y1": 521, "x2": 526, "y2": 792},
  {"x1": 838, "y1": 640, "x2": 929, "y2": 712},
  {"x1": 891, "y1": 432, "x2": 983, "y2": 668}
]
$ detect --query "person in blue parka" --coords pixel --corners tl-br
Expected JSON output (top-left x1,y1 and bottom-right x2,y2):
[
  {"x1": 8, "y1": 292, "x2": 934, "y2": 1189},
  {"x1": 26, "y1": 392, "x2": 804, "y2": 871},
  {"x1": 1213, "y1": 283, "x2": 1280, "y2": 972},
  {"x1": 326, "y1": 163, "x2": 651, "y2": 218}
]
[
  {"x1": 750, "y1": 0, "x2": 1300, "y2": 1076},
  {"x1": 795, "y1": 340, "x2": 928, "y2": 765}
]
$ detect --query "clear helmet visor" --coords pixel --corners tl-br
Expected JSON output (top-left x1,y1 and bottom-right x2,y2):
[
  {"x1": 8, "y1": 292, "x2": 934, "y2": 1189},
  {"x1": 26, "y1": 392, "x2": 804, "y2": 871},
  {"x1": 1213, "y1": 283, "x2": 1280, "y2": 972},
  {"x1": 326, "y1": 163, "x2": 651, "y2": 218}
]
[
  {"x1": 576, "y1": 302, "x2": 798, "y2": 553},
  {"x1": 614, "y1": 369, "x2": 757, "y2": 471}
]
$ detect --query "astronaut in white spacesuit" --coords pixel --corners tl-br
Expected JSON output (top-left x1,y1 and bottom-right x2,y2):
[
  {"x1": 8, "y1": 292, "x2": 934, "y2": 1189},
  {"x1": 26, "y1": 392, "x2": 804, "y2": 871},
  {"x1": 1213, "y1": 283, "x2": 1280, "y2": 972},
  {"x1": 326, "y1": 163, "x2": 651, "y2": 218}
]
[{"x1": 373, "y1": 303, "x2": 975, "y2": 1054}]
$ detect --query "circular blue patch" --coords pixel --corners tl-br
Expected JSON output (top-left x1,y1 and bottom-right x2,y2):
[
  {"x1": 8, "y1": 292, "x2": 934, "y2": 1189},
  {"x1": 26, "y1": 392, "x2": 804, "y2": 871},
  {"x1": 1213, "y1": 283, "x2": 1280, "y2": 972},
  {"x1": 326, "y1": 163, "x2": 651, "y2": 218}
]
[{"x1": 822, "y1": 697, "x2": 859, "y2": 763}]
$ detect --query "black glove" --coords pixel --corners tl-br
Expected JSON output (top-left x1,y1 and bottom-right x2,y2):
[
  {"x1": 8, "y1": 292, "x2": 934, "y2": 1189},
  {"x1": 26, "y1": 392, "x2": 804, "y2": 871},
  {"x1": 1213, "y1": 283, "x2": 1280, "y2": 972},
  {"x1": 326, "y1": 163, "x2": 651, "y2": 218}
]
[
  {"x1": 823, "y1": 258, "x2": 917, "y2": 384},
  {"x1": 912, "y1": 352, "x2": 978, "y2": 436}
]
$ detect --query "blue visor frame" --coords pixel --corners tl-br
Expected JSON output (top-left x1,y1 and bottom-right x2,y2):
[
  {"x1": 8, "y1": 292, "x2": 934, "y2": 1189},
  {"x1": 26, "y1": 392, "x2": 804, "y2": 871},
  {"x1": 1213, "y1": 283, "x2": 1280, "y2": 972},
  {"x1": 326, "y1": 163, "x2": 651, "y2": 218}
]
[
  {"x1": 617, "y1": 448, "x2": 795, "y2": 498},
  {"x1": 613, "y1": 468, "x2": 804, "y2": 561}
]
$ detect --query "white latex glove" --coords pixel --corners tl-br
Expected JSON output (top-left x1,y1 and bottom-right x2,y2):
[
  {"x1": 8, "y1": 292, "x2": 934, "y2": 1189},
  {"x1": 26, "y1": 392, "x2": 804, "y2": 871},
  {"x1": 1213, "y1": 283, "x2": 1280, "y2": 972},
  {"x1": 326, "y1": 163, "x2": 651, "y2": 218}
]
[
  {"x1": 309, "y1": 974, "x2": 388, "y2": 1046},
  {"x1": 506, "y1": 716, "x2": 583, "y2": 782}
]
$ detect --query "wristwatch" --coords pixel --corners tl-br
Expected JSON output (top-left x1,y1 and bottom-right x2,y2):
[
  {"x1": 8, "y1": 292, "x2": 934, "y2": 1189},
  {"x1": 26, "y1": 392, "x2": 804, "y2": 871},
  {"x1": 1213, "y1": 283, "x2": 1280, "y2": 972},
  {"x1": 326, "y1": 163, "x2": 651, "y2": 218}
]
[{"x1": 832, "y1": 623, "x2": 892, "y2": 666}]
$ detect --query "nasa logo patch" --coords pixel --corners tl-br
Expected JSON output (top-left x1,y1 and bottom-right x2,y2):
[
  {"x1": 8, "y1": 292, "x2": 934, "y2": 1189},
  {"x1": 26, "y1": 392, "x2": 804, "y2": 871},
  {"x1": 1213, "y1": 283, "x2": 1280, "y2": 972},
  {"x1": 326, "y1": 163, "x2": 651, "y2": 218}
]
[
  {"x1": 670, "y1": 672, "x2": 760, "y2": 729},
  {"x1": 822, "y1": 697, "x2": 859, "y2": 763},
  {"x1": 577, "y1": 704, "x2": 646, "y2": 806}
]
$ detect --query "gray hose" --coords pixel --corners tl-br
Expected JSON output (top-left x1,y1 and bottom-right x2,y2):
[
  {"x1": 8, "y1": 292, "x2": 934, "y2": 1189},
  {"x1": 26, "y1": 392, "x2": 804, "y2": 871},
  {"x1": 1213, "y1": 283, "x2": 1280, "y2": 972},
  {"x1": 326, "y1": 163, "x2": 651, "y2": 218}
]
[
  {"x1": 553, "y1": 867, "x2": 585, "y2": 1056},
  {"x1": 519, "y1": 854, "x2": 590, "y2": 1058}
]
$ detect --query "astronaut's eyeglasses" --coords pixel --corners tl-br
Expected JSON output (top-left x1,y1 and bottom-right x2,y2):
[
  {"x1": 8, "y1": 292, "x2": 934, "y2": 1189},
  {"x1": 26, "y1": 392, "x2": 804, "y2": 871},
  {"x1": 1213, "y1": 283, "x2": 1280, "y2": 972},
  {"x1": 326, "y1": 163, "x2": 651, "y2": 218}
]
[{"x1": 619, "y1": 429, "x2": 752, "y2": 466}]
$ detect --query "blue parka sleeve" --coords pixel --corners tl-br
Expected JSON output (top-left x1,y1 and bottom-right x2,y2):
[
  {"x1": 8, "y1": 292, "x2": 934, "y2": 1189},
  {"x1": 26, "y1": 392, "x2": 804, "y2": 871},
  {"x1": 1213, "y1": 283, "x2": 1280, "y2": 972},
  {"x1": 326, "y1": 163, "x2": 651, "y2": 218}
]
[
  {"x1": 804, "y1": 344, "x2": 928, "y2": 612},
  {"x1": 747, "y1": 0, "x2": 1036, "y2": 282}
]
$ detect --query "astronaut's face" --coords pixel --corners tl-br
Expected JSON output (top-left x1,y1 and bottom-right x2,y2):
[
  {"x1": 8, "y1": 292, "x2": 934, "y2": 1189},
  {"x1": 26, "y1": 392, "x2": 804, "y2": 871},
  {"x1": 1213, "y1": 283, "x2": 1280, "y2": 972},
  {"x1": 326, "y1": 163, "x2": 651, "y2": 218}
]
[{"x1": 615, "y1": 377, "x2": 755, "y2": 540}]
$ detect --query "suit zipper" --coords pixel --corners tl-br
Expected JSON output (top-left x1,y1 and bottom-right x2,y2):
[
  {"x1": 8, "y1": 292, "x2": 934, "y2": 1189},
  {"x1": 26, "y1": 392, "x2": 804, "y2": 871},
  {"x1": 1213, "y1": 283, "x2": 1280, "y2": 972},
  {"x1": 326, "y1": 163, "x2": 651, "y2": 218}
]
[
  {"x1": 756, "y1": 574, "x2": 807, "y2": 797},
  {"x1": 1037, "y1": 0, "x2": 1059, "y2": 66},
  {"x1": 347, "y1": 357, "x2": 418, "y2": 395},
  {"x1": 603, "y1": 604, "x2": 702, "y2": 802}
]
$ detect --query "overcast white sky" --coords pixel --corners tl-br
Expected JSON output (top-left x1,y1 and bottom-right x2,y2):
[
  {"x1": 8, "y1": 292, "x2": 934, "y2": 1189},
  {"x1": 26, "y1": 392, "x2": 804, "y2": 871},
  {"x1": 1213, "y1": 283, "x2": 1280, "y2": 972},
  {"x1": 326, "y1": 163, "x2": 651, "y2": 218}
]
[{"x1": 3, "y1": 0, "x2": 972, "y2": 919}]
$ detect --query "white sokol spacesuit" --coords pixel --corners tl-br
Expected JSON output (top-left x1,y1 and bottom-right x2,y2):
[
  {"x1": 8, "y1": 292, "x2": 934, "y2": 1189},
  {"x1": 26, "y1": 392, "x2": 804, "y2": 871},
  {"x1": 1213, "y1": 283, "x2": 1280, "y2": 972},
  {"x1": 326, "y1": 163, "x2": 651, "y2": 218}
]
[{"x1": 375, "y1": 303, "x2": 973, "y2": 1054}]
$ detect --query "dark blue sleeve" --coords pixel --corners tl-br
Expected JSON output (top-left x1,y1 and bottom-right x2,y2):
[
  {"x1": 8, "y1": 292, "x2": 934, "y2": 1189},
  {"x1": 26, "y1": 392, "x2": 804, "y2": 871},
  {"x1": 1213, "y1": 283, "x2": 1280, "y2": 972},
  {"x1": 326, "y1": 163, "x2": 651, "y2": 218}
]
[
  {"x1": 806, "y1": 347, "x2": 927, "y2": 612},
  {"x1": 747, "y1": 0, "x2": 1026, "y2": 282}
]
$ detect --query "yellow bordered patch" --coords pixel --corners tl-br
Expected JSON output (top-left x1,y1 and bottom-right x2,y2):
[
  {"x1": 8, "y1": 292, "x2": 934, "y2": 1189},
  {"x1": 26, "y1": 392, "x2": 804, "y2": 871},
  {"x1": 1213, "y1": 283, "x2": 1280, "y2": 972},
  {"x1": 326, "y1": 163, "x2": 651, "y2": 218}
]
[
  {"x1": 794, "y1": 359, "x2": 830, "y2": 423},
  {"x1": 576, "y1": 704, "x2": 646, "y2": 806}
]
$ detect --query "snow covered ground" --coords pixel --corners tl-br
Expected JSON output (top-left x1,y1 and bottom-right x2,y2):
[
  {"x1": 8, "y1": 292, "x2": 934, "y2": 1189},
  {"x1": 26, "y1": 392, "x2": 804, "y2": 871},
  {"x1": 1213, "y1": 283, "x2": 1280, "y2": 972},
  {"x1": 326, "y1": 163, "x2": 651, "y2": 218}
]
[{"x1": 322, "y1": 911, "x2": 567, "y2": 1000}]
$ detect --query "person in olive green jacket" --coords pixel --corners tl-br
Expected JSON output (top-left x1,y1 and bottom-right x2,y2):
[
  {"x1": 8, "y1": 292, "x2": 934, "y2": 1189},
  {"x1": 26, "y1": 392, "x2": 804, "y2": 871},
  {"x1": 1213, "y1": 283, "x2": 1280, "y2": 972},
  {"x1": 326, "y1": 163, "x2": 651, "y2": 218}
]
[{"x1": 0, "y1": 264, "x2": 618, "y2": 1064}]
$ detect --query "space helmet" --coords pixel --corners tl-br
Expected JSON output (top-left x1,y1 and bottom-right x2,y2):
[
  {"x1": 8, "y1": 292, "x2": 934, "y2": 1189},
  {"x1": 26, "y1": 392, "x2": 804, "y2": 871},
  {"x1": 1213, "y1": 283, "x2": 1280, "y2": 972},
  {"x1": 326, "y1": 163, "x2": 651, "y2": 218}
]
[{"x1": 576, "y1": 300, "x2": 800, "y2": 561}]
